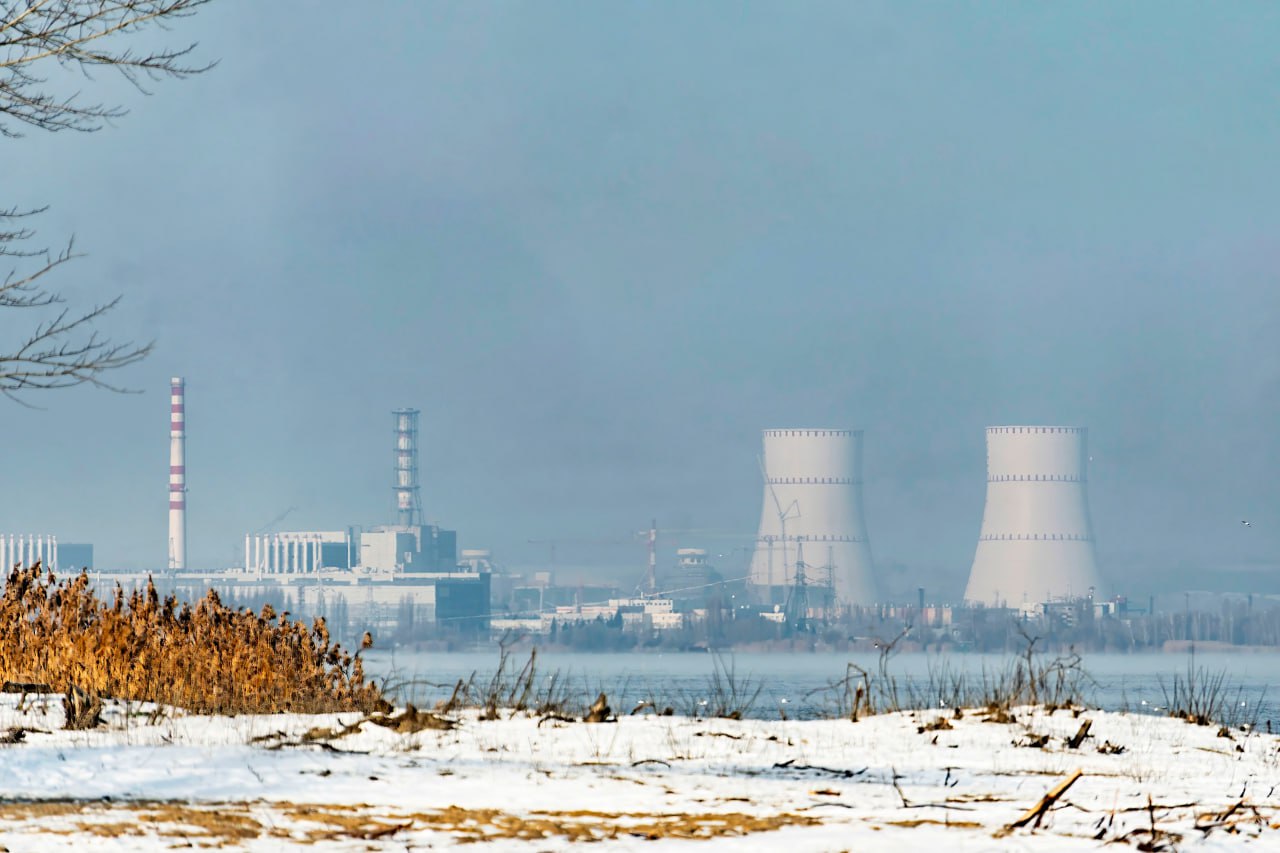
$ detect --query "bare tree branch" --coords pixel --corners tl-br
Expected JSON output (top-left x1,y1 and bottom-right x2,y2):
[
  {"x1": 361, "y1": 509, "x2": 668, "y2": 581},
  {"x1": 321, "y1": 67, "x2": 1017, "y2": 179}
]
[
  {"x1": 1, "y1": 1, "x2": 214, "y2": 397},
  {"x1": 0, "y1": 209, "x2": 152, "y2": 394},
  {"x1": 1, "y1": 1, "x2": 213, "y2": 136}
]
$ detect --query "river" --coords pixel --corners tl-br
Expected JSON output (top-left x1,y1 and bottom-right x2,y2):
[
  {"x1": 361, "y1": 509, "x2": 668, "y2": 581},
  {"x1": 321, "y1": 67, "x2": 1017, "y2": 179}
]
[{"x1": 363, "y1": 648, "x2": 1280, "y2": 725}]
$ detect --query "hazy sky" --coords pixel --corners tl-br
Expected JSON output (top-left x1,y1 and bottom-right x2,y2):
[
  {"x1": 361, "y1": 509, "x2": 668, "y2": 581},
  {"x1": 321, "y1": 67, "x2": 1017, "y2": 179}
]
[{"x1": 2, "y1": 2, "x2": 1277, "y2": 597}]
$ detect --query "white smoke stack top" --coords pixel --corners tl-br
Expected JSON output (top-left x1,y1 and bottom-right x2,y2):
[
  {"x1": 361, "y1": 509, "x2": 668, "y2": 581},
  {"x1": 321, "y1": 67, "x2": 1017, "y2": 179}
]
[
  {"x1": 748, "y1": 429, "x2": 877, "y2": 604},
  {"x1": 964, "y1": 426, "x2": 1102, "y2": 605},
  {"x1": 168, "y1": 376, "x2": 187, "y2": 570}
]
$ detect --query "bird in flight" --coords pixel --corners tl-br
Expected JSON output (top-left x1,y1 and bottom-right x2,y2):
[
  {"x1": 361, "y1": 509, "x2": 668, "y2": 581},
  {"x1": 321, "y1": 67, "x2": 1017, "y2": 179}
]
[{"x1": 1242, "y1": 520, "x2": 1252, "y2": 527}]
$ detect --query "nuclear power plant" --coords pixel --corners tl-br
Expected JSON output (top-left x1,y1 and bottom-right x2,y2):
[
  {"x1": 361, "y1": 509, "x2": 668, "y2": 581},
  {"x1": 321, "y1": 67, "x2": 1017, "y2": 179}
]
[
  {"x1": 964, "y1": 426, "x2": 1103, "y2": 606},
  {"x1": 13, "y1": 366, "x2": 1149, "y2": 647},
  {"x1": 116, "y1": 383, "x2": 491, "y2": 642},
  {"x1": 748, "y1": 429, "x2": 877, "y2": 605},
  {"x1": 168, "y1": 376, "x2": 187, "y2": 571}
]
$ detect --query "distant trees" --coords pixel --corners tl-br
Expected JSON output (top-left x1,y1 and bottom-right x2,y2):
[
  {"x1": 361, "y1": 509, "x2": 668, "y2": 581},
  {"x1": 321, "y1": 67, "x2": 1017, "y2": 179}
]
[{"x1": 1, "y1": 1, "x2": 213, "y2": 398}]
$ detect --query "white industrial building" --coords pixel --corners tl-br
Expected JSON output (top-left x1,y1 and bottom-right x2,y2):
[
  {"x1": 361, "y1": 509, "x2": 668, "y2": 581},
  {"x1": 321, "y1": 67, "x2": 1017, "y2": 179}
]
[
  {"x1": 1, "y1": 534, "x2": 59, "y2": 571},
  {"x1": 748, "y1": 429, "x2": 877, "y2": 604},
  {"x1": 244, "y1": 530, "x2": 352, "y2": 574},
  {"x1": 964, "y1": 426, "x2": 1104, "y2": 606},
  {"x1": 490, "y1": 597, "x2": 684, "y2": 636}
]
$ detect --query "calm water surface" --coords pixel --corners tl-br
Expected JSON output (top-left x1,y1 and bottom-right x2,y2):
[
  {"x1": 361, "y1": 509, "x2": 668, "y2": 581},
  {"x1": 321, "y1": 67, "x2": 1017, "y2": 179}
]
[{"x1": 363, "y1": 649, "x2": 1280, "y2": 724}]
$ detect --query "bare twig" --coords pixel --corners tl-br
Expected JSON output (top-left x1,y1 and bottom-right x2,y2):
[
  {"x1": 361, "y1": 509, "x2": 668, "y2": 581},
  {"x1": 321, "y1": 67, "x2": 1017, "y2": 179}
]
[{"x1": 1004, "y1": 769, "x2": 1084, "y2": 831}]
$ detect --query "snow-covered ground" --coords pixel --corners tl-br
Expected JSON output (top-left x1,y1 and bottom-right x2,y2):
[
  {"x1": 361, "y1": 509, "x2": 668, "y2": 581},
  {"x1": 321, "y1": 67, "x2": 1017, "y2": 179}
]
[{"x1": 1, "y1": 692, "x2": 1278, "y2": 850}]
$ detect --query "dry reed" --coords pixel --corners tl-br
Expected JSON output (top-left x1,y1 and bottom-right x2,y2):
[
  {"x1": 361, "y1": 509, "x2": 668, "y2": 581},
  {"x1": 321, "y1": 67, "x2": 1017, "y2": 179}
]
[{"x1": 0, "y1": 564, "x2": 386, "y2": 715}]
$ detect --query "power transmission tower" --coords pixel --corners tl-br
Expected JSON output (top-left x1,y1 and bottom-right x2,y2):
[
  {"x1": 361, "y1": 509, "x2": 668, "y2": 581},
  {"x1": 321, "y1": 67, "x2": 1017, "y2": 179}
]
[{"x1": 783, "y1": 542, "x2": 811, "y2": 636}]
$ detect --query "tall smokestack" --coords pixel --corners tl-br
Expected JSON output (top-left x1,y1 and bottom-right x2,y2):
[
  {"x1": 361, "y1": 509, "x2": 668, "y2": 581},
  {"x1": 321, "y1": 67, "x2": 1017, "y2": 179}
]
[
  {"x1": 168, "y1": 376, "x2": 186, "y2": 570},
  {"x1": 393, "y1": 408, "x2": 423, "y2": 527}
]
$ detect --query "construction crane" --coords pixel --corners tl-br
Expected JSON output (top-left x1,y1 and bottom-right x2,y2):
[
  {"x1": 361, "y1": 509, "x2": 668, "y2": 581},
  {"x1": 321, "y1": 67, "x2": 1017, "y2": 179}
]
[
  {"x1": 760, "y1": 453, "x2": 801, "y2": 594},
  {"x1": 230, "y1": 507, "x2": 298, "y2": 570},
  {"x1": 533, "y1": 523, "x2": 753, "y2": 600},
  {"x1": 631, "y1": 522, "x2": 755, "y2": 598},
  {"x1": 659, "y1": 528, "x2": 756, "y2": 546},
  {"x1": 526, "y1": 536, "x2": 636, "y2": 577},
  {"x1": 253, "y1": 506, "x2": 297, "y2": 536}
]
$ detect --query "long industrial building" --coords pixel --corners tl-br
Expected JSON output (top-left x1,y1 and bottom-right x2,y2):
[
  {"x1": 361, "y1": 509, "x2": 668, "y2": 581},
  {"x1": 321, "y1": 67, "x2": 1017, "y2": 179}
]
[
  {"x1": 244, "y1": 530, "x2": 353, "y2": 573},
  {"x1": 748, "y1": 429, "x2": 877, "y2": 605},
  {"x1": 964, "y1": 426, "x2": 1103, "y2": 606}
]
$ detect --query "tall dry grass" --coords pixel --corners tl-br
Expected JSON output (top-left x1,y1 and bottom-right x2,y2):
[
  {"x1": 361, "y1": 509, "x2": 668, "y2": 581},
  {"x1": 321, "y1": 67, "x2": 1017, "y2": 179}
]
[{"x1": 0, "y1": 564, "x2": 386, "y2": 715}]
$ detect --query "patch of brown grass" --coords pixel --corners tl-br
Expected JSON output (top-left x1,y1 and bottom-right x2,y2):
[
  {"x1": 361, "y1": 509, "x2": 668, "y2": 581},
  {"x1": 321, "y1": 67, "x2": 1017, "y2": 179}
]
[
  {"x1": 882, "y1": 818, "x2": 984, "y2": 829},
  {"x1": 0, "y1": 564, "x2": 385, "y2": 715},
  {"x1": 0, "y1": 799, "x2": 819, "y2": 845},
  {"x1": 0, "y1": 801, "x2": 95, "y2": 821},
  {"x1": 279, "y1": 803, "x2": 819, "y2": 844},
  {"x1": 0, "y1": 800, "x2": 272, "y2": 843}
]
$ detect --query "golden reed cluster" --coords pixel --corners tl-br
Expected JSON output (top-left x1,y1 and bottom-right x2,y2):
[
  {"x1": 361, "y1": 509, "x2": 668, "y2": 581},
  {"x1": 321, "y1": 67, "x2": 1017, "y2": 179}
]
[{"x1": 0, "y1": 564, "x2": 386, "y2": 714}]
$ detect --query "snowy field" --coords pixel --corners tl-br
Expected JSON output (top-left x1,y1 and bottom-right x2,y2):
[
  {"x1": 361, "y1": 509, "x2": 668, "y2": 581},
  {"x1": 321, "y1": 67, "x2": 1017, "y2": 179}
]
[{"x1": 1, "y1": 692, "x2": 1279, "y2": 850}]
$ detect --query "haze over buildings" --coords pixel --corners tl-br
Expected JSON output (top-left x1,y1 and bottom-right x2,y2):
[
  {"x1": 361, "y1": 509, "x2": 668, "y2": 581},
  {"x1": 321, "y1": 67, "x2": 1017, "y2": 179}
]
[{"x1": 0, "y1": 4, "x2": 1276, "y2": 596}]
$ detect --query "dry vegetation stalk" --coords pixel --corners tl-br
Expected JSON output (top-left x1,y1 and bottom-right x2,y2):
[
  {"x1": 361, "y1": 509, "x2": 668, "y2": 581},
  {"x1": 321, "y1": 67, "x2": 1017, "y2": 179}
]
[{"x1": 0, "y1": 564, "x2": 386, "y2": 714}]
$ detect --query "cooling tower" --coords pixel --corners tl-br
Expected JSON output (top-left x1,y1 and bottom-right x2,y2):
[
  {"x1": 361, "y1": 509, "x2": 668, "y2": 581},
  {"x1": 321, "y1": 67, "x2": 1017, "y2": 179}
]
[
  {"x1": 748, "y1": 429, "x2": 877, "y2": 604},
  {"x1": 964, "y1": 426, "x2": 1102, "y2": 606}
]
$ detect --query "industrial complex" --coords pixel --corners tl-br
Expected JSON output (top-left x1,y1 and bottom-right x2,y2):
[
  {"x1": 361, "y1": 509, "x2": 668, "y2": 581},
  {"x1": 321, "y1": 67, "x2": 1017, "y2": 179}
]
[
  {"x1": 6, "y1": 374, "x2": 1182, "y2": 649},
  {"x1": 148, "y1": 393, "x2": 491, "y2": 643}
]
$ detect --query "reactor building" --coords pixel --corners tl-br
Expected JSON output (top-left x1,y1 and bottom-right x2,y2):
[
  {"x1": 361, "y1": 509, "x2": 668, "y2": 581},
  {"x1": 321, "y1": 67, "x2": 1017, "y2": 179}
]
[
  {"x1": 240, "y1": 408, "x2": 458, "y2": 575},
  {"x1": 748, "y1": 429, "x2": 877, "y2": 605},
  {"x1": 964, "y1": 426, "x2": 1103, "y2": 606}
]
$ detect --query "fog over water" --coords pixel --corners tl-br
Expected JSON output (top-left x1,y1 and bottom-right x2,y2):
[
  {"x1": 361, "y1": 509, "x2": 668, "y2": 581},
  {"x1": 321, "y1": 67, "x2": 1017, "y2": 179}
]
[
  {"x1": 366, "y1": 649, "x2": 1280, "y2": 723},
  {"x1": 0, "y1": 4, "x2": 1276, "y2": 600}
]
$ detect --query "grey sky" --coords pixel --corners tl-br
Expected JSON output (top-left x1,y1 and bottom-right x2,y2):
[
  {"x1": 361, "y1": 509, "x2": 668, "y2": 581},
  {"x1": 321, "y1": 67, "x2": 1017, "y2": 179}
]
[{"x1": 2, "y1": 2, "x2": 1277, "y2": 597}]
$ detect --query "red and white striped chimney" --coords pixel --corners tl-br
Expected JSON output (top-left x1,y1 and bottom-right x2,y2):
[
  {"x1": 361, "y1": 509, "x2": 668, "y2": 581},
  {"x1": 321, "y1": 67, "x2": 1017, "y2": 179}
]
[{"x1": 168, "y1": 376, "x2": 186, "y2": 570}]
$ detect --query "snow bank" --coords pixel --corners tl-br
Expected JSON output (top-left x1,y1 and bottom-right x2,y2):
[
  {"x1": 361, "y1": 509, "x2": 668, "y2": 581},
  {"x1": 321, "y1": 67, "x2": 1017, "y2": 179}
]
[{"x1": 0, "y1": 692, "x2": 1276, "y2": 849}]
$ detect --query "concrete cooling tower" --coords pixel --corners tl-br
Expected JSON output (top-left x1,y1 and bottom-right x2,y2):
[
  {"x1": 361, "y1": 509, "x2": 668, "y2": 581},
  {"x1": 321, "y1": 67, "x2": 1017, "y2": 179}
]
[
  {"x1": 748, "y1": 429, "x2": 877, "y2": 605},
  {"x1": 964, "y1": 426, "x2": 1103, "y2": 606}
]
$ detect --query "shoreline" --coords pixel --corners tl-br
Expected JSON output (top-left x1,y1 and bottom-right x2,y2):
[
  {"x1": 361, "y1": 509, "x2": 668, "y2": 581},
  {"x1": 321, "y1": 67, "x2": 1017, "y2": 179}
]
[{"x1": 390, "y1": 639, "x2": 1280, "y2": 655}]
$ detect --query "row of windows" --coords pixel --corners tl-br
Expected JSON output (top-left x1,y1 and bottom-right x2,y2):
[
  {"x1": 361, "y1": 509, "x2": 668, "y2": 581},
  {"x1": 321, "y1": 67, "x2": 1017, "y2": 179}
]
[
  {"x1": 763, "y1": 429, "x2": 854, "y2": 438},
  {"x1": 765, "y1": 477, "x2": 857, "y2": 485},
  {"x1": 988, "y1": 427, "x2": 1084, "y2": 435},
  {"x1": 988, "y1": 474, "x2": 1085, "y2": 483},
  {"x1": 757, "y1": 535, "x2": 863, "y2": 543},
  {"x1": 978, "y1": 534, "x2": 1093, "y2": 542}
]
